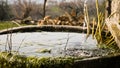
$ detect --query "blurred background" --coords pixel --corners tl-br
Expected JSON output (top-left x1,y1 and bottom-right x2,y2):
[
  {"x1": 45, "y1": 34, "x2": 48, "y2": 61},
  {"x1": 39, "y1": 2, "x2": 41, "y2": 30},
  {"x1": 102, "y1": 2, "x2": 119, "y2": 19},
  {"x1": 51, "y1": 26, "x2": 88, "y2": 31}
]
[{"x1": 0, "y1": 0, "x2": 105, "y2": 21}]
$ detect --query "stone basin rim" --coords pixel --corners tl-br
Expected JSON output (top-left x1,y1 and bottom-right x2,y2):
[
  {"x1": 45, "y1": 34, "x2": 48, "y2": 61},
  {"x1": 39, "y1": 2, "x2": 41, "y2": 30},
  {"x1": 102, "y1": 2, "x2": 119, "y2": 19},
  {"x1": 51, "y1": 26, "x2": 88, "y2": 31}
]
[{"x1": 0, "y1": 25, "x2": 88, "y2": 35}]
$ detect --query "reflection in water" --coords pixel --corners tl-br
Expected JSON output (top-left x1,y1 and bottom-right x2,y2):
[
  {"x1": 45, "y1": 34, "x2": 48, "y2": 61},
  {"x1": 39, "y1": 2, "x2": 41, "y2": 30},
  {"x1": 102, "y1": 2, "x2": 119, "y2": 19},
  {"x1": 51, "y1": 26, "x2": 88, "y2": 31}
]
[{"x1": 0, "y1": 32, "x2": 98, "y2": 57}]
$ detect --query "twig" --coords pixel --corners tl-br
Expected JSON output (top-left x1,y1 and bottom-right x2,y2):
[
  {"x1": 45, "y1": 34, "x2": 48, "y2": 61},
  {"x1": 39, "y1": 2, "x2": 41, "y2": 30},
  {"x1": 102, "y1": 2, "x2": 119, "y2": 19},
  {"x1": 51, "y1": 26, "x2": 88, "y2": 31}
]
[
  {"x1": 8, "y1": 23, "x2": 14, "y2": 53},
  {"x1": 9, "y1": 31, "x2": 12, "y2": 53},
  {"x1": 11, "y1": 21, "x2": 21, "y2": 27},
  {"x1": 64, "y1": 33, "x2": 70, "y2": 57},
  {"x1": 5, "y1": 33, "x2": 8, "y2": 51},
  {"x1": 17, "y1": 37, "x2": 26, "y2": 53}
]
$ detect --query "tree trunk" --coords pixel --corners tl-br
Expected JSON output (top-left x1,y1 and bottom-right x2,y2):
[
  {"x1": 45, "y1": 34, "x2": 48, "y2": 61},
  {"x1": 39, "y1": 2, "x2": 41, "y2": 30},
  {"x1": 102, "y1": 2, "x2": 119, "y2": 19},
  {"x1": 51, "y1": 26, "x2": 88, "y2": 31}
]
[{"x1": 105, "y1": 0, "x2": 120, "y2": 48}]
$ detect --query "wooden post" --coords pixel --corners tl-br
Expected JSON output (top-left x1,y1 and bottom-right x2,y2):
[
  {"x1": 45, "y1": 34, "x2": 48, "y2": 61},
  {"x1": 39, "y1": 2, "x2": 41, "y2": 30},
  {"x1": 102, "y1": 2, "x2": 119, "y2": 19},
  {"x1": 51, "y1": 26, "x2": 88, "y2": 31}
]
[
  {"x1": 43, "y1": 0, "x2": 47, "y2": 18},
  {"x1": 105, "y1": 0, "x2": 120, "y2": 48}
]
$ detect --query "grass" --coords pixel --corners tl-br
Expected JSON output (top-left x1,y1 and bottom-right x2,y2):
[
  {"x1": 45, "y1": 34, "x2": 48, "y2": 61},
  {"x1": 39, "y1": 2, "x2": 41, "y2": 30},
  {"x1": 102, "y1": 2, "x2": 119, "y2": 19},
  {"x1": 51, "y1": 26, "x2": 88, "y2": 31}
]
[
  {"x1": 0, "y1": 21, "x2": 17, "y2": 30},
  {"x1": 0, "y1": 21, "x2": 27, "y2": 30}
]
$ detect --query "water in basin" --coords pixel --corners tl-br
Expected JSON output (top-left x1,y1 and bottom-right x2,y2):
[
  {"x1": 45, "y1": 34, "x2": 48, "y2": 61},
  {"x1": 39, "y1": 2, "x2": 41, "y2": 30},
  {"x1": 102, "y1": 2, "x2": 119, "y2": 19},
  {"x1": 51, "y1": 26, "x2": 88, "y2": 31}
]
[{"x1": 0, "y1": 32, "x2": 101, "y2": 57}]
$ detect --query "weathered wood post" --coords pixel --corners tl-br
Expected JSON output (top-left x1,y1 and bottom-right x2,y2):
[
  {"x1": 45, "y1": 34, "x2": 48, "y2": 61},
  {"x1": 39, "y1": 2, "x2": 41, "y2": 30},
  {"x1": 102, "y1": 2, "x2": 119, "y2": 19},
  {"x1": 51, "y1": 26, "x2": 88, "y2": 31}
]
[{"x1": 105, "y1": 0, "x2": 120, "y2": 48}]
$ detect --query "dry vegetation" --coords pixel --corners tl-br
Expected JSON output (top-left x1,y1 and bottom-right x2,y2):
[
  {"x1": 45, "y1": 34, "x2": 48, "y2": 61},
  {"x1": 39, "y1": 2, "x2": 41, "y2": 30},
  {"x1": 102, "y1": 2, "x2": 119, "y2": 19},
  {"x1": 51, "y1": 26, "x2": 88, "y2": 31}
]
[{"x1": 37, "y1": 11, "x2": 84, "y2": 26}]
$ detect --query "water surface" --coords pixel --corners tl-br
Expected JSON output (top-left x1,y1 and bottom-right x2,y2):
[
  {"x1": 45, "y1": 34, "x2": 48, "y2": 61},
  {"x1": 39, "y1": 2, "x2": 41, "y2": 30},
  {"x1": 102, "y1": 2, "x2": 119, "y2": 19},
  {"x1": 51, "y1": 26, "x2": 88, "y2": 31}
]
[{"x1": 0, "y1": 32, "x2": 98, "y2": 57}]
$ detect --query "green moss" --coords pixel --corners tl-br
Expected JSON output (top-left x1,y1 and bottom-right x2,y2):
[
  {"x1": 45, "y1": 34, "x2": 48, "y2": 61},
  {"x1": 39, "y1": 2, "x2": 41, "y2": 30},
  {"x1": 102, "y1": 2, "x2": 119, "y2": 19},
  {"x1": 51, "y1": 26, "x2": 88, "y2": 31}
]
[
  {"x1": 36, "y1": 49, "x2": 51, "y2": 53},
  {"x1": 0, "y1": 52, "x2": 84, "y2": 68}
]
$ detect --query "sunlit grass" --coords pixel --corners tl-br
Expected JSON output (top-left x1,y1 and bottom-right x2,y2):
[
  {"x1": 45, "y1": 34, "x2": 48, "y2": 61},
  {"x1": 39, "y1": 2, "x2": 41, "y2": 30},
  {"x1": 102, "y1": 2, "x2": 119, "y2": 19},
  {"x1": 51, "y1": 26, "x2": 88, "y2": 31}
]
[
  {"x1": 0, "y1": 21, "x2": 27, "y2": 30},
  {"x1": 0, "y1": 21, "x2": 17, "y2": 30}
]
